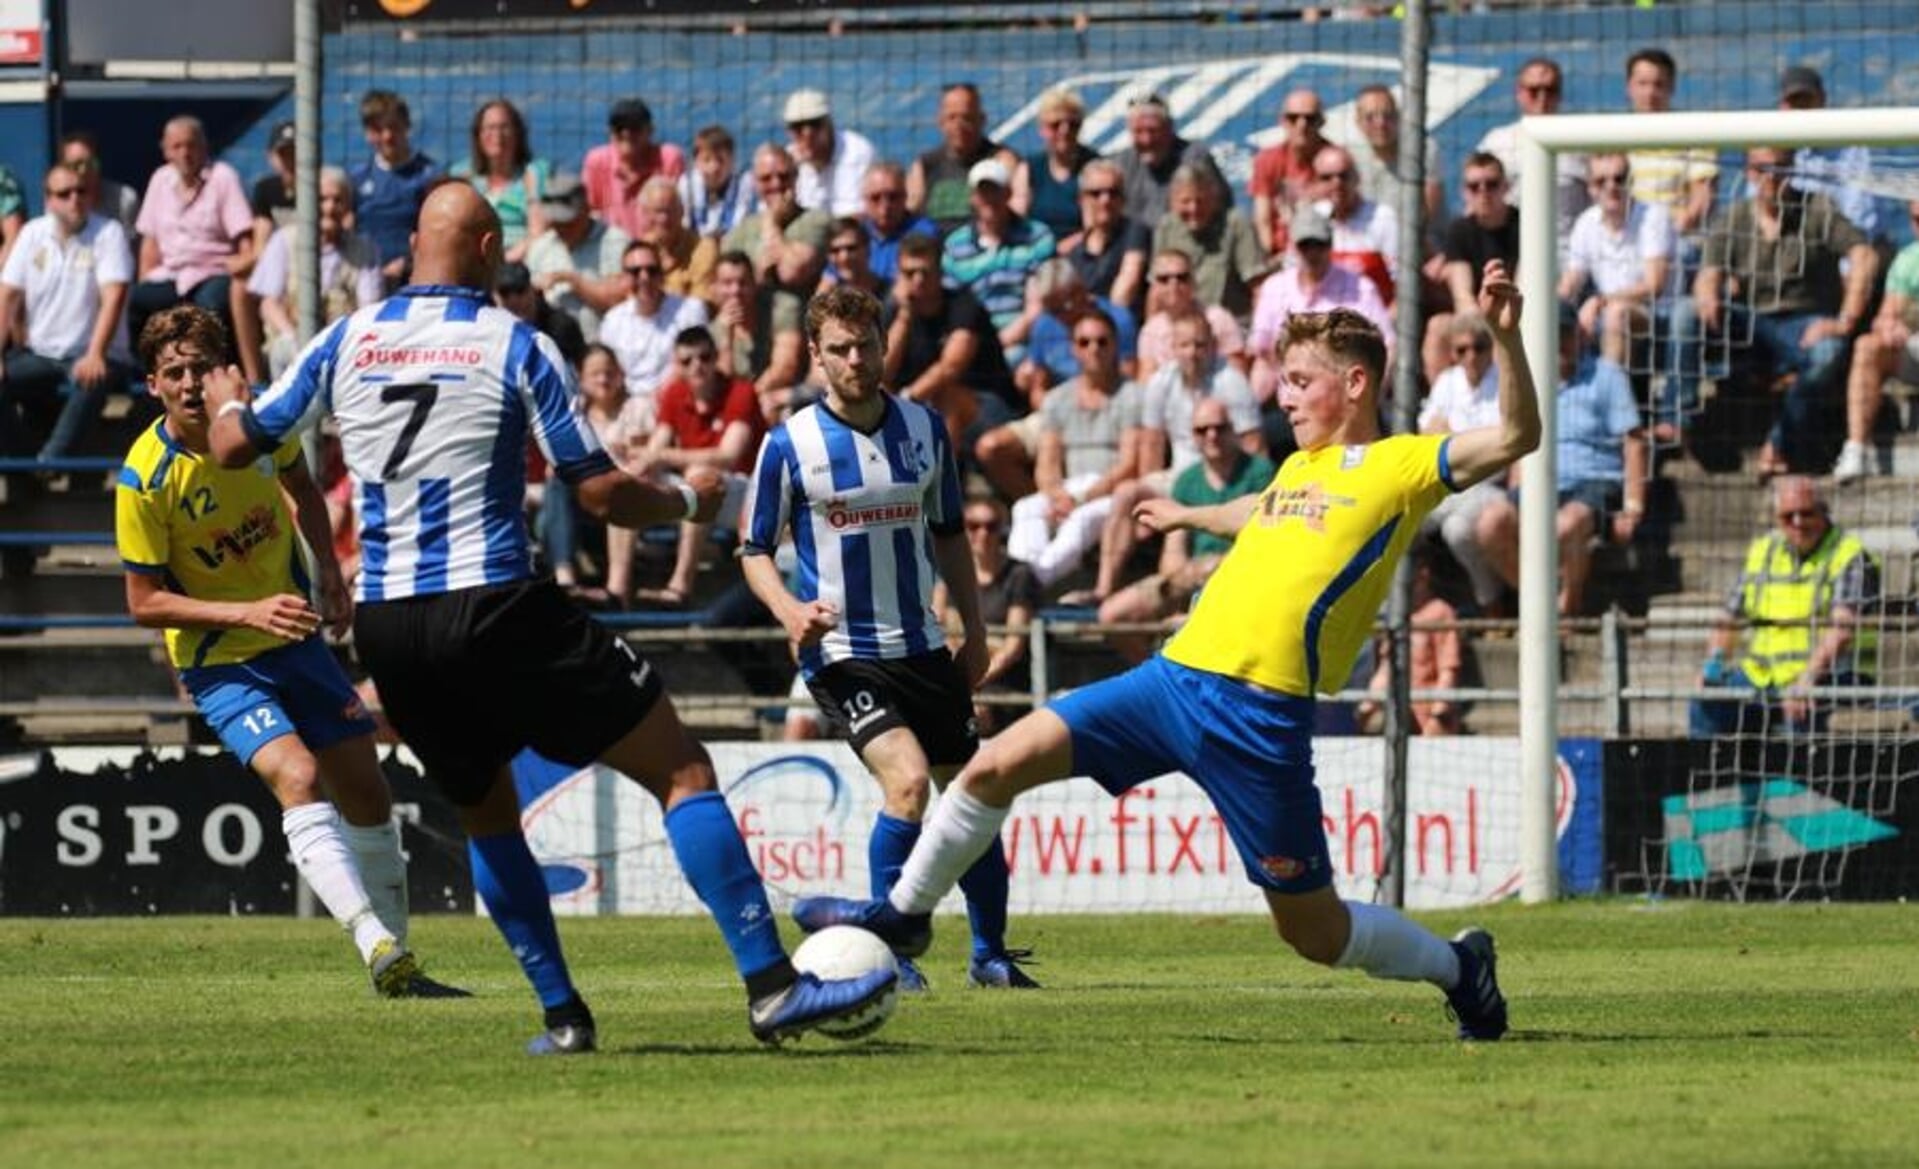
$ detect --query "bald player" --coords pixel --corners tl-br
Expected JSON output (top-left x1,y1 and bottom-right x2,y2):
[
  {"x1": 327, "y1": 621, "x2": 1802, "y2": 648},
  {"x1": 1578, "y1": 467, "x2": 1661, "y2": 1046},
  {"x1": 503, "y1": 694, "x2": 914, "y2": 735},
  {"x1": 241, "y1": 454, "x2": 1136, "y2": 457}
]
[
  {"x1": 797, "y1": 260, "x2": 1541, "y2": 1042},
  {"x1": 203, "y1": 183, "x2": 897, "y2": 1054}
]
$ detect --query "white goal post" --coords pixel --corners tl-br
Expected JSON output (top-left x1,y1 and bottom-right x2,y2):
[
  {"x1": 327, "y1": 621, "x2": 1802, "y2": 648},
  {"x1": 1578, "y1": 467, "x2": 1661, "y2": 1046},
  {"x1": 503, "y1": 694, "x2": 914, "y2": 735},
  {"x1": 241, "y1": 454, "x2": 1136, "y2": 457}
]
[{"x1": 1512, "y1": 107, "x2": 1919, "y2": 903}]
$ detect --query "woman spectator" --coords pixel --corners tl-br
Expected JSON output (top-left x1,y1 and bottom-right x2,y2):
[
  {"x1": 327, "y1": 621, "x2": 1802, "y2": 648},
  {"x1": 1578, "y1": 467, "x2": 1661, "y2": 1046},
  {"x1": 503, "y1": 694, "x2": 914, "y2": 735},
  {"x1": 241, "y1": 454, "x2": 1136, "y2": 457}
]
[
  {"x1": 542, "y1": 344, "x2": 645, "y2": 607},
  {"x1": 1011, "y1": 87, "x2": 1099, "y2": 241},
  {"x1": 1062, "y1": 159, "x2": 1149, "y2": 318},
  {"x1": 451, "y1": 99, "x2": 549, "y2": 262}
]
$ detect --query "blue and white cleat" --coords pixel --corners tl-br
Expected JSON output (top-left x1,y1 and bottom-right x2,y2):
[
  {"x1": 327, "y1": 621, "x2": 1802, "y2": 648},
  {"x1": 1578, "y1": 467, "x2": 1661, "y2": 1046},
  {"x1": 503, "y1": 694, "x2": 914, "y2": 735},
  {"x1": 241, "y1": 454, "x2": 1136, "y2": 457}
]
[
  {"x1": 896, "y1": 957, "x2": 930, "y2": 994},
  {"x1": 967, "y1": 948, "x2": 1041, "y2": 989},
  {"x1": 1445, "y1": 927, "x2": 1509, "y2": 1041},
  {"x1": 791, "y1": 896, "x2": 933, "y2": 958},
  {"x1": 749, "y1": 967, "x2": 901, "y2": 1046},
  {"x1": 526, "y1": 1021, "x2": 597, "y2": 1056}
]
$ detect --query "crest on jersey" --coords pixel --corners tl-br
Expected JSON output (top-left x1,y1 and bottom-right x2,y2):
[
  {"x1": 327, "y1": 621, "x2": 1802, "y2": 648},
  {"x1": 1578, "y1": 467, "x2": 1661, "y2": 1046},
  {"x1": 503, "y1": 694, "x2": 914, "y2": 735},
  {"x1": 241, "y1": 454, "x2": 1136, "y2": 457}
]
[
  {"x1": 1341, "y1": 445, "x2": 1367, "y2": 470},
  {"x1": 896, "y1": 437, "x2": 932, "y2": 478}
]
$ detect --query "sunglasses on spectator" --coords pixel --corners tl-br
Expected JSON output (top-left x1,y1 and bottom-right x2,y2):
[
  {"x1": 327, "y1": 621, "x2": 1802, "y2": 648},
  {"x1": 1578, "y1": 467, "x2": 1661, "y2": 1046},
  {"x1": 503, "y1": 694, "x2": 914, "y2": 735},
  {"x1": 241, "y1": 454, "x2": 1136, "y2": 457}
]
[
  {"x1": 1152, "y1": 271, "x2": 1193, "y2": 285},
  {"x1": 1192, "y1": 422, "x2": 1232, "y2": 436},
  {"x1": 1080, "y1": 185, "x2": 1121, "y2": 199},
  {"x1": 678, "y1": 349, "x2": 717, "y2": 365},
  {"x1": 64, "y1": 157, "x2": 98, "y2": 172},
  {"x1": 1522, "y1": 83, "x2": 1561, "y2": 97},
  {"x1": 1074, "y1": 335, "x2": 1113, "y2": 348},
  {"x1": 1590, "y1": 173, "x2": 1629, "y2": 187},
  {"x1": 787, "y1": 118, "x2": 828, "y2": 133},
  {"x1": 1452, "y1": 339, "x2": 1492, "y2": 356},
  {"x1": 1777, "y1": 507, "x2": 1822, "y2": 524},
  {"x1": 1043, "y1": 117, "x2": 1082, "y2": 130},
  {"x1": 898, "y1": 265, "x2": 935, "y2": 280},
  {"x1": 1316, "y1": 169, "x2": 1354, "y2": 182},
  {"x1": 1282, "y1": 111, "x2": 1321, "y2": 123},
  {"x1": 964, "y1": 518, "x2": 1002, "y2": 533},
  {"x1": 1359, "y1": 108, "x2": 1397, "y2": 124},
  {"x1": 866, "y1": 188, "x2": 905, "y2": 202},
  {"x1": 758, "y1": 171, "x2": 795, "y2": 187},
  {"x1": 45, "y1": 186, "x2": 81, "y2": 200},
  {"x1": 624, "y1": 263, "x2": 663, "y2": 277},
  {"x1": 1464, "y1": 178, "x2": 1503, "y2": 193}
]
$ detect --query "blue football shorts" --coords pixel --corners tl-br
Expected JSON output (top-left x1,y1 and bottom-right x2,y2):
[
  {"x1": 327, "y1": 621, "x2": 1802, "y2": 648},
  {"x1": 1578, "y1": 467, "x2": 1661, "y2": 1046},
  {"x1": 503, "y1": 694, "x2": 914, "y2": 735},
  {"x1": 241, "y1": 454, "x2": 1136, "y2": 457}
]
[
  {"x1": 181, "y1": 635, "x2": 376, "y2": 766},
  {"x1": 1048, "y1": 654, "x2": 1333, "y2": 893}
]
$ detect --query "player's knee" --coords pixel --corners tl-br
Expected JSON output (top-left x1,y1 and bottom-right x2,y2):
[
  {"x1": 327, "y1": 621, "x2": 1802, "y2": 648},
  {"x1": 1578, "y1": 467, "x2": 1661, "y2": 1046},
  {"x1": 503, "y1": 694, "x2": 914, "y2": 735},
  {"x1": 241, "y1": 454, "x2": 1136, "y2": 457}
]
[{"x1": 262, "y1": 752, "x2": 323, "y2": 807}]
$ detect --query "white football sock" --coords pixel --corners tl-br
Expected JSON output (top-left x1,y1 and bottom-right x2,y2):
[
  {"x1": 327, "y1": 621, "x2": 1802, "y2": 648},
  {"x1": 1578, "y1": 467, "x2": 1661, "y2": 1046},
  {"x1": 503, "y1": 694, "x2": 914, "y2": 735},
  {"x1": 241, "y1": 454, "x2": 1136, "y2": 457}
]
[
  {"x1": 282, "y1": 803, "x2": 391, "y2": 963},
  {"x1": 1334, "y1": 901, "x2": 1461, "y2": 987},
  {"x1": 888, "y1": 785, "x2": 1008, "y2": 915},
  {"x1": 342, "y1": 819, "x2": 409, "y2": 947}
]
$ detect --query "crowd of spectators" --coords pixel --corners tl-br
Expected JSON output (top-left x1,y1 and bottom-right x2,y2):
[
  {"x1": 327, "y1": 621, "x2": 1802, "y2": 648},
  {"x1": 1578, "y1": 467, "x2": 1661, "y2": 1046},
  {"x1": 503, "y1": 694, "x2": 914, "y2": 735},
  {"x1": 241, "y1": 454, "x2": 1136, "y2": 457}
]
[{"x1": 1, "y1": 51, "x2": 1912, "y2": 735}]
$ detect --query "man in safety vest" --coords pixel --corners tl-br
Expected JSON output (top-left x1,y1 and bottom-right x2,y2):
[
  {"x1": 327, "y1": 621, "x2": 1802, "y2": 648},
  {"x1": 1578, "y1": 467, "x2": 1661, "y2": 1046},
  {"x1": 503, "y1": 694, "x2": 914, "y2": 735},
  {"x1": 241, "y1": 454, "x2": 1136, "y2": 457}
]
[{"x1": 1690, "y1": 475, "x2": 1879, "y2": 737}]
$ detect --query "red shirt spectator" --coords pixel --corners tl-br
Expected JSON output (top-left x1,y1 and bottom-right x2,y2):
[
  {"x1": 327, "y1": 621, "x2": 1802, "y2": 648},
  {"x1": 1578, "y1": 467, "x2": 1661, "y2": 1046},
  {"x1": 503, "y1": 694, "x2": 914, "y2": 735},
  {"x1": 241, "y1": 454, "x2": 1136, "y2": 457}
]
[{"x1": 653, "y1": 372, "x2": 763, "y2": 473}]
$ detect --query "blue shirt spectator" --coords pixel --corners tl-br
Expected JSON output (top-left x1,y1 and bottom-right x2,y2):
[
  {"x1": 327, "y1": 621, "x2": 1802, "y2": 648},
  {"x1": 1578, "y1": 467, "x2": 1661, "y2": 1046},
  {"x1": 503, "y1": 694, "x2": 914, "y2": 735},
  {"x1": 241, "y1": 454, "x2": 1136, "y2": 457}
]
[{"x1": 1555, "y1": 354, "x2": 1642, "y2": 487}]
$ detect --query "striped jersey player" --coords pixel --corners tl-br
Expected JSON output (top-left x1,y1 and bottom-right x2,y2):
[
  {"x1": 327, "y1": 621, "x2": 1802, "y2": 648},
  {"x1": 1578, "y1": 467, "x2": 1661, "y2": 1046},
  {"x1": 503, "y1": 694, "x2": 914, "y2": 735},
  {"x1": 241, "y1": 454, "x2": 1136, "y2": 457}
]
[{"x1": 741, "y1": 285, "x2": 1039, "y2": 992}]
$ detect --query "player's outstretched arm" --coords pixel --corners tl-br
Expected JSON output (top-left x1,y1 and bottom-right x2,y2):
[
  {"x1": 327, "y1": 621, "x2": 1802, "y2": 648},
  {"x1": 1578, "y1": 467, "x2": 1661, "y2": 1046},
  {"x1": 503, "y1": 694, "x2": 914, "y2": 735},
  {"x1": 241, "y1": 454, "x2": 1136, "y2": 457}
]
[
  {"x1": 1135, "y1": 491, "x2": 1261, "y2": 540},
  {"x1": 576, "y1": 464, "x2": 724, "y2": 528},
  {"x1": 1444, "y1": 259, "x2": 1542, "y2": 489}
]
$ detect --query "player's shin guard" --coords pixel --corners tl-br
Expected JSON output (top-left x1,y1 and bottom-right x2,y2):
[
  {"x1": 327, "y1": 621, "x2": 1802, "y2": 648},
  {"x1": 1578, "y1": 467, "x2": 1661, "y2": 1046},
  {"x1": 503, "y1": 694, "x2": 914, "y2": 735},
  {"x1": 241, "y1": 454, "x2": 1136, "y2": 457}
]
[
  {"x1": 665, "y1": 792, "x2": 793, "y2": 994},
  {"x1": 1334, "y1": 900, "x2": 1462, "y2": 986},
  {"x1": 957, "y1": 835, "x2": 1011, "y2": 959},
  {"x1": 283, "y1": 802, "x2": 389, "y2": 961},
  {"x1": 343, "y1": 819, "x2": 409, "y2": 946},
  {"x1": 469, "y1": 832, "x2": 578, "y2": 1009},
  {"x1": 868, "y1": 813, "x2": 920, "y2": 901},
  {"x1": 888, "y1": 785, "x2": 1009, "y2": 916}
]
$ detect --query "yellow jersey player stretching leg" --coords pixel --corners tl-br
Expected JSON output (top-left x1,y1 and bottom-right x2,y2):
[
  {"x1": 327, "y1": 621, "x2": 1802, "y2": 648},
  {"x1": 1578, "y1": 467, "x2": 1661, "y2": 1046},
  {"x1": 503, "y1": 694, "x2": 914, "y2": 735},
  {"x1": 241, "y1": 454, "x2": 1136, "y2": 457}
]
[
  {"x1": 116, "y1": 305, "x2": 464, "y2": 998},
  {"x1": 799, "y1": 261, "x2": 1539, "y2": 1040}
]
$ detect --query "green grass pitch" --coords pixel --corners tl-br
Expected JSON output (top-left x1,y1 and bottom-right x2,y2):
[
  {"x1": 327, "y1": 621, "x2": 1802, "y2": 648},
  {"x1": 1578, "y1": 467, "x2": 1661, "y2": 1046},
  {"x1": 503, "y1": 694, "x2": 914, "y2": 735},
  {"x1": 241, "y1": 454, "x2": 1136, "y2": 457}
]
[{"x1": 4, "y1": 903, "x2": 1917, "y2": 1168}]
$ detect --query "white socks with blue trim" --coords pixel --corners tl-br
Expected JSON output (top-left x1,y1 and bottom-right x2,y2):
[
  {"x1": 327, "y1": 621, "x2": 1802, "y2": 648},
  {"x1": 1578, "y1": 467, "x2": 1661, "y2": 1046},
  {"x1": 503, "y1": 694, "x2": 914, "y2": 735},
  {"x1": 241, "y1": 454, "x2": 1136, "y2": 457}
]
[
  {"x1": 889, "y1": 785, "x2": 1009, "y2": 915},
  {"x1": 283, "y1": 802, "x2": 391, "y2": 963}
]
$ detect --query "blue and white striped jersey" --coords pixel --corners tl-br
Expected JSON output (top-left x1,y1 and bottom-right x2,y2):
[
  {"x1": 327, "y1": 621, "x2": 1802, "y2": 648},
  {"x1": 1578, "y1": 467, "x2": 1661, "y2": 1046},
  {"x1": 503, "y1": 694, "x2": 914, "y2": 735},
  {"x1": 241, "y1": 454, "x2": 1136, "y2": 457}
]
[
  {"x1": 741, "y1": 395, "x2": 961, "y2": 678},
  {"x1": 245, "y1": 284, "x2": 613, "y2": 602}
]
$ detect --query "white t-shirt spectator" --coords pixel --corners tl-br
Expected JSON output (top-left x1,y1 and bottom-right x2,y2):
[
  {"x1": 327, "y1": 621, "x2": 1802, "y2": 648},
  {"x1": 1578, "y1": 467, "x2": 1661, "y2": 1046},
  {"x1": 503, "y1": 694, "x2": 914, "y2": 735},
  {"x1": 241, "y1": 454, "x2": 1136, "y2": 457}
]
[
  {"x1": 1418, "y1": 360, "x2": 1502, "y2": 435},
  {"x1": 0, "y1": 213, "x2": 133, "y2": 361},
  {"x1": 793, "y1": 128, "x2": 878, "y2": 218},
  {"x1": 1565, "y1": 201, "x2": 1674, "y2": 297},
  {"x1": 1140, "y1": 359, "x2": 1260, "y2": 475},
  {"x1": 599, "y1": 292, "x2": 711, "y2": 404}
]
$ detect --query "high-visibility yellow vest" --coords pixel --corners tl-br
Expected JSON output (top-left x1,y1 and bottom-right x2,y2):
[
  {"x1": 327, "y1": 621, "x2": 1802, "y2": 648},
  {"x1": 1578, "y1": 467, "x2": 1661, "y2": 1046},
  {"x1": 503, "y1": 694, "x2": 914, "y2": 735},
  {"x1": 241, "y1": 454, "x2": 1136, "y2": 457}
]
[{"x1": 1737, "y1": 529, "x2": 1877, "y2": 689}]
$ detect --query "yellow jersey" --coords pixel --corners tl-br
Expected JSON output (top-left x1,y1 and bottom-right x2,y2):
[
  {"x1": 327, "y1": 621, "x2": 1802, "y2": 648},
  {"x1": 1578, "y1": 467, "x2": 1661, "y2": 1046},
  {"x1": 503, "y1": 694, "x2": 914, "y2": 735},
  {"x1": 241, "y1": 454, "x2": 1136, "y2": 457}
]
[
  {"x1": 115, "y1": 419, "x2": 308, "y2": 670},
  {"x1": 1163, "y1": 433, "x2": 1454, "y2": 698}
]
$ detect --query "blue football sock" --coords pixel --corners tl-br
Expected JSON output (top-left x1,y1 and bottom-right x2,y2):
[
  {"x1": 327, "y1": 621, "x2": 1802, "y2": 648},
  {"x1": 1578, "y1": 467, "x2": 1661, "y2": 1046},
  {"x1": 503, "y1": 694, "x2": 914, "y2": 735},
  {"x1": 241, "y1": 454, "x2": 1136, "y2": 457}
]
[
  {"x1": 468, "y1": 832, "x2": 575, "y2": 1010},
  {"x1": 665, "y1": 792, "x2": 788, "y2": 983},
  {"x1": 868, "y1": 812, "x2": 921, "y2": 901},
  {"x1": 957, "y1": 833, "x2": 1011, "y2": 959}
]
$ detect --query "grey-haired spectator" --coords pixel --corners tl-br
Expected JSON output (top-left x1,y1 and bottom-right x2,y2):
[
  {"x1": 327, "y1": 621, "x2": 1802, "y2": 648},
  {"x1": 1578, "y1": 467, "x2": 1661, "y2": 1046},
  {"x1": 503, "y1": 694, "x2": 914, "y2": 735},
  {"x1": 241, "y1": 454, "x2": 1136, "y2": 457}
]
[
  {"x1": 1011, "y1": 87, "x2": 1100, "y2": 240},
  {"x1": 908, "y1": 82, "x2": 1019, "y2": 235},
  {"x1": 855, "y1": 161, "x2": 937, "y2": 285},
  {"x1": 130, "y1": 115, "x2": 257, "y2": 380},
  {"x1": 783, "y1": 89, "x2": 876, "y2": 217},
  {"x1": 1347, "y1": 85, "x2": 1446, "y2": 254},
  {"x1": 524, "y1": 171, "x2": 630, "y2": 343},
  {"x1": 248, "y1": 167, "x2": 383, "y2": 378},
  {"x1": 1151, "y1": 163, "x2": 1265, "y2": 320},
  {"x1": 1110, "y1": 93, "x2": 1228, "y2": 232},
  {"x1": 1312, "y1": 145, "x2": 1399, "y2": 308},
  {"x1": 678, "y1": 124, "x2": 756, "y2": 239},
  {"x1": 583, "y1": 97, "x2": 686, "y2": 241}
]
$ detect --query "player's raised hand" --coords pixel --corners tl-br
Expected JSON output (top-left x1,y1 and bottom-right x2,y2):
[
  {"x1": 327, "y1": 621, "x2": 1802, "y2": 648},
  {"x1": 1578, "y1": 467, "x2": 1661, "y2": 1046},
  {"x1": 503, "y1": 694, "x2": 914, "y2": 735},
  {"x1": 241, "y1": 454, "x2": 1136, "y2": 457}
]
[
  {"x1": 243, "y1": 593, "x2": 322, "y2": 641},
  {"x1": 1132, "y1": 497, "x2": 1189, "y2": 534},
  {"x1": 683, "y1": 466, "x2": 727, "y2": 524},
  {"x1": 1478, "y1": 260, "x2": 1523, "y2": 339},
  {"x1": 202, "y1": 364, "x2": 253, "y2": 416}
]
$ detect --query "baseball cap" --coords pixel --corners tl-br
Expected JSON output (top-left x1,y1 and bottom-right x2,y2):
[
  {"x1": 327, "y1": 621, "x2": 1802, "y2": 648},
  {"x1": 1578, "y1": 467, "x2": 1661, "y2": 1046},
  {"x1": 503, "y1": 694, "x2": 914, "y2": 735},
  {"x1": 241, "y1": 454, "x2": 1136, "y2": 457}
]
[
  {"x1": 539, "y1": 172, "x2": 585, "y2": 224},
  {"x1": 783, "y1": 89, "x2": 832, "y2": 125},
  {"x1": 608, "y1": 98, "x2": 653, "y2": 133},
  {"x1": 1290, "y1": 206, "x2": 1333, "y2": 245},
  {"x1": 270, "y1": 121, "x2": 296, "y2": 151},
  {"x1": 968, "y1": 158, "x2": 1011, "y2": 190},
  {"x1": 1779, "y1": 65, "x2": 1824, "y2": 100},
  {"x1": 495, "y1": 261, "x2": 531, "y2": 293}
]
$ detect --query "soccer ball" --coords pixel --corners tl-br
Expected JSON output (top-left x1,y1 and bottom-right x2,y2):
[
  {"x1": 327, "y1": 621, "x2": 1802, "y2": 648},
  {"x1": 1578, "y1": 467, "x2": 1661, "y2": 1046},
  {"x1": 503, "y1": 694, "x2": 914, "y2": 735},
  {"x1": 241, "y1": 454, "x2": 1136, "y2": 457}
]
[{"x1": 790, "y1": 925, "x2": 900, "y2": 1041}]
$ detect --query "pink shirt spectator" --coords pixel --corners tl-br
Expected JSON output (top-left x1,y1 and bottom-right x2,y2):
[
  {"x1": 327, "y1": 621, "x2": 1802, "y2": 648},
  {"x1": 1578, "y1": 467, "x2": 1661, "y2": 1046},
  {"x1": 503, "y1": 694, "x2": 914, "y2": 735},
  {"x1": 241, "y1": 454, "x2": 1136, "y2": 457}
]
[
  {"x1": 1247, "y1": 265, "x2": 1391, "y2": 400},
  {"x1": 134, "y1": 161, "x2": 253, "y2": 295},
  {"x1": 1137, "y1": 306, "x2": 1245, "y2": 368},
  {"x1": 581, "y1": 142, "x2": 687, "y2": 239}
]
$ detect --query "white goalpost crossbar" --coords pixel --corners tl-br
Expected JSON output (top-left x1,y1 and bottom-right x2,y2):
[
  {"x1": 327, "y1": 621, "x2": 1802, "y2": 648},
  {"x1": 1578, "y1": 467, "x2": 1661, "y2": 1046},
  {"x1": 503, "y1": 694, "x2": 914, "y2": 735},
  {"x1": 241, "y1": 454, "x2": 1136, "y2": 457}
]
[{"x1": 1512, "y1": 107, "x2": 1919, "y2": 904}]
